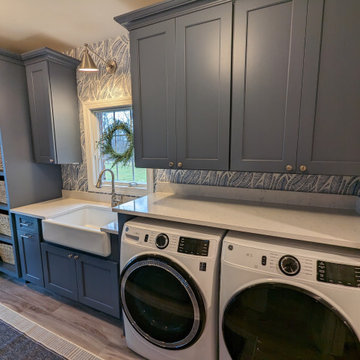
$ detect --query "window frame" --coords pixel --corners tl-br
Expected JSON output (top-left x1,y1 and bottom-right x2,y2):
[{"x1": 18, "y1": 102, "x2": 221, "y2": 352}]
[{"x1": 83, "y1": 98, "x2": 153, "y2": 196}]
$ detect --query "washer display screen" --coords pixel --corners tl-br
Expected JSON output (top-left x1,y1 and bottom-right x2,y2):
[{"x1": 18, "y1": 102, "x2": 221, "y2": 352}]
[{"x1": 317, "y1": 261, "x2": 360, "y2": 287}]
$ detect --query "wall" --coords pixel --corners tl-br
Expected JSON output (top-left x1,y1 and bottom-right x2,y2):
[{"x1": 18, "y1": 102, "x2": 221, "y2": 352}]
[
  {"x1": 62, "y1": 36, "x2": 360, "y2": 197},
  {"x1": 61, "y1": 36, "x2": 131, "y2": 193}
]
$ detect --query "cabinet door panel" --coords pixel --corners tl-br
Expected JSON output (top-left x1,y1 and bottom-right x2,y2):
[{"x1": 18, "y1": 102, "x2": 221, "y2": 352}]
[
  {"x1": 297, "y1": 0, "x2": 360, "y2": 175},
  {"x1": 41, "y1": 243, "x2": 77, "y2": 300},
  {"x1": 18, "y1": 231, "x2": 43, "y2": 286},
  {"x1": 176, "y1": 3, "x2": 232, "y2": 170},
  {"x1": 25, "y1": 62, "x2": 56, "y2": 164},
  {"x1": 130, "y1": 20, "x2": 176, "y2": 168},
  {"x1": 76, "y1": 254, "x2": 119, "y2": 317},
  {"x1": 231, "y1": 0, "x2": 307, "y2": 172}
]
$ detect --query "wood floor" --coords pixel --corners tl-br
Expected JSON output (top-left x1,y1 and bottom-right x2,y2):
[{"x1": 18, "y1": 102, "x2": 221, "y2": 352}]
[{"x1": 0, "y1": 274, "x2": 143, "y2": 360}]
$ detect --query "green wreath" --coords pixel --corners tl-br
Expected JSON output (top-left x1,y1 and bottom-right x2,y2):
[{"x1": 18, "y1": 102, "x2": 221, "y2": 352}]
[{"x1": 98, "y1": 120, "x2": 134, "y2": 168}]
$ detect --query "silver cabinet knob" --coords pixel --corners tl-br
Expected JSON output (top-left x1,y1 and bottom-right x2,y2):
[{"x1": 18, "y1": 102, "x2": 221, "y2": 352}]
[
  {"x1": 74, "y1": 255, "x2": 79, "y2": 260},
  {"x1": 49, "y1": 158, "x2": 54, "y2": 163}
]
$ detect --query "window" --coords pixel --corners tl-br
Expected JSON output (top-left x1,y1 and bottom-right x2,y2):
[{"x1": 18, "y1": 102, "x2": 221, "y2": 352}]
[
  {"x1": 93, "y1": 107, "x2": 146, "y2": 185},
  {"x1": 84, "y1": 99, "x2": 152, "y2": 196}
]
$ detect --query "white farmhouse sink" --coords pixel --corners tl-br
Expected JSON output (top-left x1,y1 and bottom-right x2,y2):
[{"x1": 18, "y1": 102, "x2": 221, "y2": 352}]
[{"x1": 42, "y1": 205, "x2": 117, "y2": 257}]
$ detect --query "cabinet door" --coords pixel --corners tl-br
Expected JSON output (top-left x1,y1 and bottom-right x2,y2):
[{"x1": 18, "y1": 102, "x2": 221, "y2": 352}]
[
  {"x1": 231, "y1": 0, "x2": 307, "y2": 172},
  {"x1": 297, "y1": 0, "x2": 360, "y2": 175},
  {"x1": 76, "y1": 254, "x2": 119, "y2": 318},
  {"x1": 175, "y1": 3, "x2": 232, "y2": 170},
  {"x1": 130, "y1": 20, "x2": 176, "y2": 169},
  {"x1": 25, "y1": 62, "x2": 56, "y2": 164},
  {"x1": 41, "y1": 243, "x2": 78, "y2": 300},
  {"x1": 18, "y1": 231, "x2": 44, "y2": 286}
]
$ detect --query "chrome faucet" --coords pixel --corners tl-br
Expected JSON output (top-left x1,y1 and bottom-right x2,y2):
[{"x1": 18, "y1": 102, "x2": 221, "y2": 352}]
[{"x1": 96, "y1": 169, "x2": 117, "y2": 207}]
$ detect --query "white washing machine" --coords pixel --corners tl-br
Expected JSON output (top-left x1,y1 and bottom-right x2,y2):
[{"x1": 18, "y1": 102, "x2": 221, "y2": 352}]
[
  {"x1": 220, "y1": 231, "x2": 360, "y2": 360},
  {"x1": 120, "y1": 217, "x2": 225, "y2": 360}
]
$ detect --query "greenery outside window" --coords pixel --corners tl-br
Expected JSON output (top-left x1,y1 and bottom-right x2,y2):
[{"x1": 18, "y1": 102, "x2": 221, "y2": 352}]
[{"x1": 83, "y1": 99, "x2": 152, "y2": 196}]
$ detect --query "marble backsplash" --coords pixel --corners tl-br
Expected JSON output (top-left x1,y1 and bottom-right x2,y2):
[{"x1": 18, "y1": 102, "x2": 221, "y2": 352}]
[{"x1": 61, "y1": 36, "x2": 360, "y2": 197}]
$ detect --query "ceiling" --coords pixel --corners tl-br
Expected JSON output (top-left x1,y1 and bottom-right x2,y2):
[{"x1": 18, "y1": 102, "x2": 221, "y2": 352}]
[{"x1": 0, "y1": 0, "x2": 162, "y2": 54}]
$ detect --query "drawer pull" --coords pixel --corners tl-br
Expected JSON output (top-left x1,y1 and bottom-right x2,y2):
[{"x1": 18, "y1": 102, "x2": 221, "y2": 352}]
[
  {"x1": 20, "y1": 222, "x2": 30, "y2": 227},
  {"x1": 68, "y1": 254, "x2": 73, "y2": 258},
  {"x1": 74, "y1": 255, "x2": 79, "y2": 260},
  {"x1": 21, "y1": 234, "x2": 32, "y2": 239}
]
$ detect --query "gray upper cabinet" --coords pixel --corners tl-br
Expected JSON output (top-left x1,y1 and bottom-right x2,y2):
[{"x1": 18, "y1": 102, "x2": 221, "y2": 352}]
[
  {"x1": 122, "y1": 1, "x2": 232, "y2": 170},
  {"x1": 116, "y1": 0, "x2": 360, "y2": 176},
  {"x1": 22, "y1": 48, "x2": 81, "y2": 165},
  {"x1": 297, "y1": 0, "x2": 360, "y2": 175},
  {"x1": 176, "y1": 3, "x2": 232, "y2": 170},
  {"x1": 231, "y1": 0, "x2": 307, "y2": 173},
  {"x1": 130, "y1": 20, "x2": 176, "y2": 169}
]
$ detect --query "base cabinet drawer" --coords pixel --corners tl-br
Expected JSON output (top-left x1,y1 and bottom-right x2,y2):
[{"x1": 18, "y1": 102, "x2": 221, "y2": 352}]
[
  {"x1": 18, "y1": 232, "x2": 44, "y2": 286},
  {"x1": 41, "y1": 243, "x2": 78, "y2": 300},
  {"x1": 41, "y1": 243, "x2": 120, "y2": 317}
]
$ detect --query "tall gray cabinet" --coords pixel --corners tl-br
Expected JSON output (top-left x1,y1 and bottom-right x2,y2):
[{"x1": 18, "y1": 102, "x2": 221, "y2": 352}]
[
  {"x1": 22, "y1": 48, "x2": 81, "y2": 165},
  {"x1": 0, "y1": 49, "x2": 62, "y2": 278},
  {"x1": 116, "y1": 0, "x2": 360, "y2": 176}
]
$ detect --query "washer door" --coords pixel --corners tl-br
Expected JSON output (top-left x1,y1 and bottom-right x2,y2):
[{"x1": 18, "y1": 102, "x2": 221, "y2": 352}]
[
  {"x1": 120, "y1": 255, "x2": 205, "y2": 349},
  {"x1": 223, "y1": 283, "x2": 360, "y2": 360}
]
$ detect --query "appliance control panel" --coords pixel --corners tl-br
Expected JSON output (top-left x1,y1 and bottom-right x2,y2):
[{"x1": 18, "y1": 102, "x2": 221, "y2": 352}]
[
  {"x1": 317, "y1": 261, "x2": 360, "y2": 288},
  {"x1": 177, "y1": 237, "x2": 209, "y2": 256},
  {"x1": 123, "y1": 226, "x2": 211, "y2": 257}
]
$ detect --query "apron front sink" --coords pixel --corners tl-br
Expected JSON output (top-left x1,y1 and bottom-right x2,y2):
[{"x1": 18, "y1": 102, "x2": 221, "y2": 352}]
[{"x1": 42, "y1": 205, "x2": 117, "y2": 257}]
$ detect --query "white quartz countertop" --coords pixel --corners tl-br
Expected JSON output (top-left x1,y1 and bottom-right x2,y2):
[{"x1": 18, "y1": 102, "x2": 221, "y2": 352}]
[
  {"x1": 100, "y1": 221, "x2": 118, "y2": 235},
  {"x1": 113, "y1": 192, "x2": 360, "y2": 250},
  {"x1": 11, "y1": 198, "x2": 110, "y2": 220}
]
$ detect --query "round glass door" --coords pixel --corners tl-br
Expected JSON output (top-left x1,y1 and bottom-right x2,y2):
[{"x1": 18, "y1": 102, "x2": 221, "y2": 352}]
[
  {"x1": 223, "y1": 283, "x2": 360, "y2": 360},
  {"x1": 120, "y1": 256, "x2": 205, "y2": 349}
]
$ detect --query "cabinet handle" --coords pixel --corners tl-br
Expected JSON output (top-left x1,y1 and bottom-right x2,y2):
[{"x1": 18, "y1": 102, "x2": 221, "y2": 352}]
[
  {"x1": 21, "y1": 234, "x2": 32, "y2": 239},
  {"x1": 74, "y1": 255, "x2": 79, "y2": 260},
  {"x1": 177, "y1": 162, "x2": 183, "y2": 168},
  {"x1": 68, "y1": 254, "x2": 73, "y2": 258},
  {"x1": 169, "y1": 161, "x2": 174, "y2": 168},
  {"x1": 49, "y1": 158, "x2": 54, "y2": 163},
  {"x1": 285, "y1": 165, "x2": 293, "y2": 172},
  {"x1": 20, "y1": 222, "x2": 30, "y2": 227},
  {"x1": 299, "y1": 165, "x2": 307, "y2": 172}
]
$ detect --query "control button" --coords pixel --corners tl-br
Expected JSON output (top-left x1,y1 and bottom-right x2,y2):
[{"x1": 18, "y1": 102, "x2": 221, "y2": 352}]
[
  {"x1": 155, "y1": 233, "x2": 169, "y2": 249},
  {"x1": 199, "y1": 262, "x2": 207, "y2": 271},
  {"x1": 144, "y1": 234, "x2": 149, "y2": 242},
  {"x1": 261, "y1": 256, "x2": 267, "y2": 266},
  {"x1": 279, "y1": 255, "x2": 301, "y2": 276}
]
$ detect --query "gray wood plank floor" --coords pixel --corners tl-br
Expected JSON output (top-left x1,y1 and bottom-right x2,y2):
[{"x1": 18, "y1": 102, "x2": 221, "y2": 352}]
[{"x1": 0, "y1": 274, "x2": 143, "y2": 360}]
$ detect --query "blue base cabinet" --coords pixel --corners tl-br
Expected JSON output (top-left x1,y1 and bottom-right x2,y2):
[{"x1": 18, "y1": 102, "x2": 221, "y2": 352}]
[
  {"x1": 76, "y1": 253, "x2": 120, "y2": 318},
  {"x1": 42, "y1": 243, "x2": 78, "y2": 301},
  {"x1": 16, "y1": 214, "x2": 44, "y2": 286},
  {"x1": 41, "y1": 242, "x2": 120, "y2": 318}
]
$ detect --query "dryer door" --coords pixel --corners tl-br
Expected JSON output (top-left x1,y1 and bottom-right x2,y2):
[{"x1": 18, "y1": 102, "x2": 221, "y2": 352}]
[
  {"x1": 120, "y1": 255, "x2": 205, "y2": 349},
  {"x1": 222, "y1": 283, "x2": 360, "y2": 360}
]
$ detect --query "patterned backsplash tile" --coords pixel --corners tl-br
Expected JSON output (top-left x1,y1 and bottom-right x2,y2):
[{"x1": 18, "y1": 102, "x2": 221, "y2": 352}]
[{"x1": 61, "y1": 36, "x2": 360, "y2": 197}]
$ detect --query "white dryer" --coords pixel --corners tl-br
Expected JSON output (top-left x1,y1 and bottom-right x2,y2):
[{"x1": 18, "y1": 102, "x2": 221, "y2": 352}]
[
  {"x1": 120, "y1": 217, "x2": 225, "y2": 360},
  {"x1": 220, "y1": 231, "x2": 360, "y2": 360}
]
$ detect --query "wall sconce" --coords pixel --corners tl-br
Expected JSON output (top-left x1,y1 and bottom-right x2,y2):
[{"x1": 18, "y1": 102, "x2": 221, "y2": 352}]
[{"x1": 78, "y1": 44, "x2": 117, "y2": 74}]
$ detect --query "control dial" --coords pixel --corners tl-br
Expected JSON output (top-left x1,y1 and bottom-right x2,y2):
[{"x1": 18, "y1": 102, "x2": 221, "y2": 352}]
[
  {"x1": 155, "y1": 233, "x2": 169, "y2": 249},
  {"x1": 279, "y1": 255, "x2": 301, "y2": 276}
]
